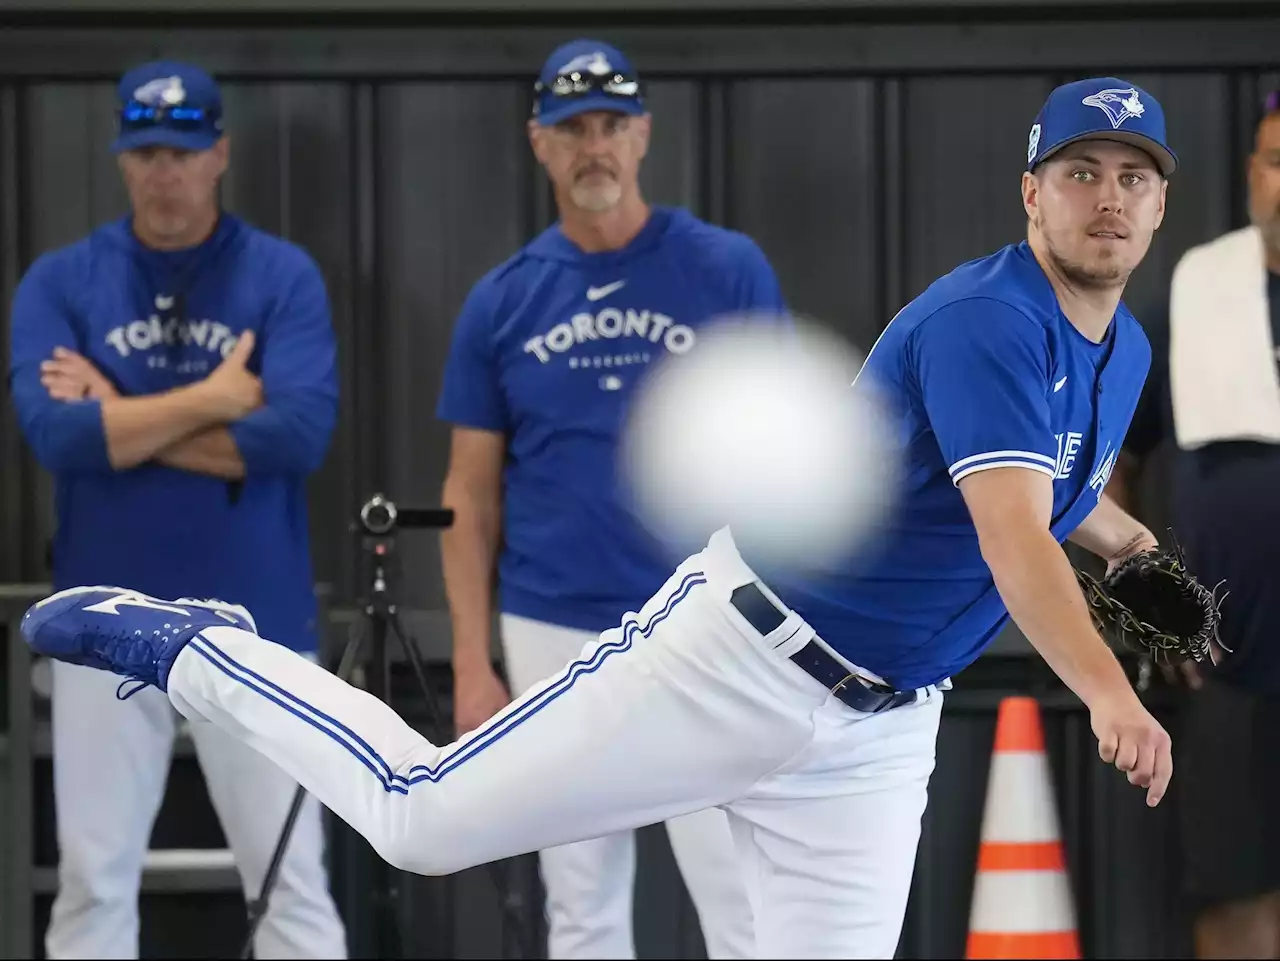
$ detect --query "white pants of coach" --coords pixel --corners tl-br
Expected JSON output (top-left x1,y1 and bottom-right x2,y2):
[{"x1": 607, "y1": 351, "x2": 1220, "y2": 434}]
[
  {"x1": 501, "y1": 613, "x2": 756, "y2": 959},
  {"x1": 47, "y1": 655, "x2": 348, "y2": 960},
  {"x1": 165, "y1": 527, "x2": 944, "y2": 959}
]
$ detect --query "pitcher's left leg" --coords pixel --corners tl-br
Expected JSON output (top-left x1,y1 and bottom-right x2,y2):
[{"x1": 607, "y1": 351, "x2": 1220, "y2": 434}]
[
  {"x1": 726, "y1": 692, "x2": 943, "y2": 960},
  {"x1": 665, "y1": 808, "x2": 756, "y2": 959},
  {"x1": 19, "y1": 578, "x2": 826, "y2": 906},
  {"x1": 155, "y1": 568, "x2": 820, "y2": 880}
]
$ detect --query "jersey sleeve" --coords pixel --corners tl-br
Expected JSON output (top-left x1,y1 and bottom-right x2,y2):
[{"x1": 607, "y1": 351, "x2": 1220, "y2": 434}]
[
  {"x1": 910, "y1": 298, "x2": 1057, "y2": 485},
  {"x1": 434, "y1": 279, "x2": 509, "y2": 432}
]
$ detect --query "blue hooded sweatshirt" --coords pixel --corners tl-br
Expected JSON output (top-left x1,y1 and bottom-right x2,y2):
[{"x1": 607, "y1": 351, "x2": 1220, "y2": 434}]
[
  {"x1": 7, "y1": 213, "x2": 337, "y2": 652},
  {"x1": 435, "y1": 206, "x2": 787, "y2": 633}
]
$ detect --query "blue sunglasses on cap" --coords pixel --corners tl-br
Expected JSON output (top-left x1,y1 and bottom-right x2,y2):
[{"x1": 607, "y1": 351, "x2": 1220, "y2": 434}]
[{"x1": 118, "y1": 99, "x2": 220, "y2": 133}]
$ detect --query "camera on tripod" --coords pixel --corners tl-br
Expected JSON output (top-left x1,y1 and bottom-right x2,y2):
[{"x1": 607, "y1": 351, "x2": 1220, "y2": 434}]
[
  {"x1": 357, "y1": 492, "x2": 455, "y2": 537},
  {"x1": 353, "y1": 495, "x2": 455, "y2": 588}
]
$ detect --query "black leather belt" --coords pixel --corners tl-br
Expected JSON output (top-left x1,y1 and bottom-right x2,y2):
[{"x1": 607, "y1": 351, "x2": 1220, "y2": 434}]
[{"x1": 729, "y1": 582, "x2": 920, "y2": 715}]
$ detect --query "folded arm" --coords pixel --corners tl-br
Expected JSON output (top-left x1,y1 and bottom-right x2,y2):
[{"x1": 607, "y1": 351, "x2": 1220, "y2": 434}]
[
  {"x1": 25, "y1": 314, "x2": 257, "y2": 474},
  {"x1": 221, "y1": 255, "x2": 339, "y2": 478},
  {"x1": 99, "y1": 389, "x2": 238, "y2": 470},
  {"x1": 155, "y1": 426, "x2": 246, "y2": 480},
  {"x1": 8, "y1": 253, "x2": 223, "y2": 474}
]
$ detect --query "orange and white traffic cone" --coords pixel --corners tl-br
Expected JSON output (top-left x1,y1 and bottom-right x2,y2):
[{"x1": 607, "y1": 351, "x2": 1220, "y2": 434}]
[{"x1": 965, "y1": 696, "x2": 1081, "y2": 959}]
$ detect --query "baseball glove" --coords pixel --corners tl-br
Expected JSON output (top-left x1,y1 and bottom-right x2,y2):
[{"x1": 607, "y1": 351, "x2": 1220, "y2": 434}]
[{"x1": 1074, "y1": 542, "x2": 1228, "y2": 666}]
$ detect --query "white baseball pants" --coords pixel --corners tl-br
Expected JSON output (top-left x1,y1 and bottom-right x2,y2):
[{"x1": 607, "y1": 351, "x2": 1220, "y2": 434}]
[
  {"x1": 500, "y1": 613, "x2": 755, "y2": 959},
  {"x1": 47, "y1": 656, "x2": 348, "y2": 960},
  {"x1": 165, "y1": 528, "x2": 943, "y2": 959}
]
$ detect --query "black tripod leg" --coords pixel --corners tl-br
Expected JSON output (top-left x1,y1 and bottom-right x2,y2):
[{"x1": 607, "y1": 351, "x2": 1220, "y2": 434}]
[
  {"x1": 239, "y1": 625, "x2": 370, "y2": 960},
  {"x1": 385, "y1": 610, "x2": 533, "y2": 959},
  {"x1": 386, "y1": 609, "x2": 447, "y2": 728},
  {"x1": 240, "y1": 785, "x2": 308, "y2": 960}
]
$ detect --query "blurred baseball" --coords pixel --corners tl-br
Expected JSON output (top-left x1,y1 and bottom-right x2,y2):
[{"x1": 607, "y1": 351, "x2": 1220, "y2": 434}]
[{"x1": 620, "y1": 312, "x2": 900, "y2": 573}]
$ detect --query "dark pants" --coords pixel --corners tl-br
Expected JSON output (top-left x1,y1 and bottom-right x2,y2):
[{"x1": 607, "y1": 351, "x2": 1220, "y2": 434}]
[{"x1": 1177, "y1": 673, "x2": 1280, "y2": 910}]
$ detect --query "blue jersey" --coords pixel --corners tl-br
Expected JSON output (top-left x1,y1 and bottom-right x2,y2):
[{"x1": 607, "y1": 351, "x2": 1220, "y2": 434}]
[
  {"x1": 436, "y1": 205, "x2": 786, "y2": 633},
  {"x1": 763, "y1": 241, "x2": 1150, "y2": 690},
  {"x1": 8, "y1": 213, "x2": 337, "y2": 653}
]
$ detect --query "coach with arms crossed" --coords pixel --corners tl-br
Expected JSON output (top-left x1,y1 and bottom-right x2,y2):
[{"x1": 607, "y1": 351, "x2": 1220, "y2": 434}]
[
  {"x1": 7, "y1": 60, "x2": 347, "y2": 959},
  {"x1": 436, "y1": 38, "x2": 785, "y2": 960}
]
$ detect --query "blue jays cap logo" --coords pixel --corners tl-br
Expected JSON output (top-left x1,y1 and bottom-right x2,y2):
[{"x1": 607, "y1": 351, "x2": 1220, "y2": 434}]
[
  {"x1": 132, "y1": 75, "x2": 187, "y2": 107},
  {"x1": 556, "y1": 51, "x2": 615, "y2": 77},
  {"x1": 1081, "y1": 87, "x2": 1145, "y2": 130}
]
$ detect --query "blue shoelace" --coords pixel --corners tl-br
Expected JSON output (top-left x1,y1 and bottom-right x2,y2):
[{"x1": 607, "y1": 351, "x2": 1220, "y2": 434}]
[{"x1": 116, "y1": 677, "x2": 151, "y2": 701}]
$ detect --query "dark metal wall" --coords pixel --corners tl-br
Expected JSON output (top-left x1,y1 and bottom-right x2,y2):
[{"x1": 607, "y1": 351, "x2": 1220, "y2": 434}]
[
  {"x1": 1, "y1": 8, "x2": 1277, "y2": 959},
  {"x1": 2, "y1": 14, "x2": 1279, "y2": 604}
]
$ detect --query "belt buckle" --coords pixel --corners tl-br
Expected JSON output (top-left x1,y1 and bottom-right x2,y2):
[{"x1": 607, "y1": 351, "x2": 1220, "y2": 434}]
[{"x1": 831, "y1": 669, "x2": 903, "y2": 714}]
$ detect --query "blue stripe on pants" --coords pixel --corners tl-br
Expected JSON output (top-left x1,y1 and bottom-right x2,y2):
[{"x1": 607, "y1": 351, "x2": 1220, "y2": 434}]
[{"x1": 186, "y1": 570, "x2": 708, "y2": 794}]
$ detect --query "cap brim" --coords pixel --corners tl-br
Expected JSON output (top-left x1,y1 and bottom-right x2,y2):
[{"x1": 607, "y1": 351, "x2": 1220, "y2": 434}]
[
  {"x1": 111, "y1": 126, "x2": 221, "y2": 154},
  {"x1": 1036, "y1": 130, "x2": 1178, "y2": 177},
  {"x1": 534, "y1": 96, "x2": 645, "y2": 127}
]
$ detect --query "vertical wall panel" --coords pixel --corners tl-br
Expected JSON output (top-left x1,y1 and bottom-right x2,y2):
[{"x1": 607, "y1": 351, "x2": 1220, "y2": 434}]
[
  {"x1": 19, "y1": 83, "x2": 131, "y2": 582},
  {"x1": 376, "y1": 82, "x2": 531, "y2": 612},
  {"x1": 217, "y1": 82, "x2": 357, "y2": 598},
  {"x1": 638, "y1": 80, "x2": 703, "y2": 214},
  {"x1": 726, "y1": 79, "x2": 881, "y2": 350},
  {"x1": 0, "y1": 85, "x2": 29, "y2": 582},
  {"x1": 901, "y1": 76, "x2": 1056, "y2": 300},
  {"x1": 24, "y1": 83, "x2": 130, "y2": 250}
]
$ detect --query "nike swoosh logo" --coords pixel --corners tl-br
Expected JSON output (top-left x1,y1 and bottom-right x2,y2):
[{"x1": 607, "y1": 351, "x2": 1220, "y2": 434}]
[
  {"x1": 587, "y1": 281, "x2": 626, "y2": 302},
  {"x1": 1054, "y1": 375, "x2": 1068, "y2": 393}
]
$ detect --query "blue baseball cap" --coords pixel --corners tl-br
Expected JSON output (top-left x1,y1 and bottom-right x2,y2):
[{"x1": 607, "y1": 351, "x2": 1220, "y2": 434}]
[
  {"x1": 1026, "y1": 77, "x2": 1177, "y2": 177},
  {"x1": 111, "y1": 60, "x2": 224, "y2": 154},
  {"x1": 532, "y1": 39, "x2": 645, "y2": 126}
]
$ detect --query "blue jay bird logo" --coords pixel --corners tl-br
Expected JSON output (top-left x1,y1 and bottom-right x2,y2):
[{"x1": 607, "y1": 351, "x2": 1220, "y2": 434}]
[
  {"x1": 132, "y1": 75, "x2": 187, "y2": 107},
  {"x1": 1081, "y1": 87, "x2": 1145, "y2": 129},
  {"x1": 556, "y1": 52, "x2": 614, "y2": 77}
]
